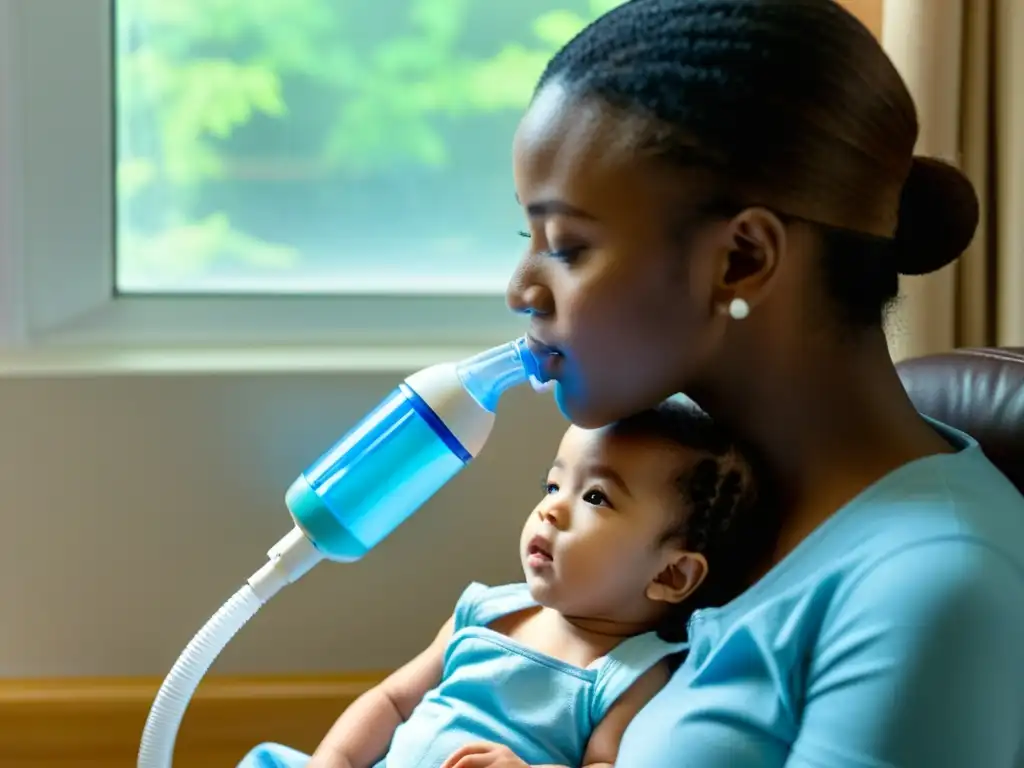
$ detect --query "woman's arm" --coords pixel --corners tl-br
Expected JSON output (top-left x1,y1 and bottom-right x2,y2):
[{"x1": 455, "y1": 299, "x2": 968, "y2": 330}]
[
  {"x1": 786, "y1": 540, "x2": 1024, "y2": 768},
  {"x1": 309, "y1": 615, "x2": 454, "y2": 768}
]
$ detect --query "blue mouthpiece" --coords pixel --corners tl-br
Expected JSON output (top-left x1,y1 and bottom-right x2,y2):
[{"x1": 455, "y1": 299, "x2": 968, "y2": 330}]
[{"x1": 456, "y1": 336, "x2": 541, "y2": 412}]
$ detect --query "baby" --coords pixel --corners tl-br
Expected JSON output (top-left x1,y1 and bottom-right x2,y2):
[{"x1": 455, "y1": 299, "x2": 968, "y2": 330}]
[{"x1": 240, "y1": 399, "x2": 770, "y2": 768}]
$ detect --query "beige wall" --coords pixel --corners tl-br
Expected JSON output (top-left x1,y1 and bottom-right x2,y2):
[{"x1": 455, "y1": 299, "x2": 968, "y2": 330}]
[
  {"x1": 841, "y1": 0, "x2": 884, "y2": 38},
  {"x1": 0, "y1": 369, "x2": 565, "y2": 676}
]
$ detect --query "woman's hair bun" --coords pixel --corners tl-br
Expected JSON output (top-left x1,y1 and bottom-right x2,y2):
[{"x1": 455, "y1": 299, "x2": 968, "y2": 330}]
[{"x1": 892, "y1": 156, "x2": 980, "y2": 276}]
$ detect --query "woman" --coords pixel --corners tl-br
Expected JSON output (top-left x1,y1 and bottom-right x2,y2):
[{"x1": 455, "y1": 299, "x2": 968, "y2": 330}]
[
  {"x1": 246, "y1": 1, "x2": 1024, "y2": 766},
  {"x1": 468, "y1": 0, "x2": 1024, "y2": 766}
]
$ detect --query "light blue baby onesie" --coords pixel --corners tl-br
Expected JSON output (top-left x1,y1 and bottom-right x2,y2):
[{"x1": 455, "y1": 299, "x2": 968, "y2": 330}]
[{"x1": 237, "y1": 581, "x2": 687, "y2": 767}]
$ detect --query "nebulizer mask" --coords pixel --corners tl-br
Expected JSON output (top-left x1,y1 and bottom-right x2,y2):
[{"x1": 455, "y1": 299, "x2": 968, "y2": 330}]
[{"x1": 135, "y1": 336, "x2": 549, "y2": 768}]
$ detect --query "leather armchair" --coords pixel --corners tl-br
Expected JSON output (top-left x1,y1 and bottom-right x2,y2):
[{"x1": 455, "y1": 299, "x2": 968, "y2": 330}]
[{"x1": 897, "y1": 348, "x2": 1024, "y2": 492}]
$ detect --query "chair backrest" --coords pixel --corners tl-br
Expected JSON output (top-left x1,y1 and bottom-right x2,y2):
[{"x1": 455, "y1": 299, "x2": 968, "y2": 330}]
[{"x1": 896, "y1": 347, "x2": 1024, "y2": 493}]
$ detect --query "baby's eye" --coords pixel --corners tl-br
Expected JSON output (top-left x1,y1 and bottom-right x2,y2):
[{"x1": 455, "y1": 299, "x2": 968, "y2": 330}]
[
  {"x1": 543, "y1": 481, "x2": 559, "y2": 495},
  {"x1": 582, "y1": 489, "x2": 611, "y2": 507}
]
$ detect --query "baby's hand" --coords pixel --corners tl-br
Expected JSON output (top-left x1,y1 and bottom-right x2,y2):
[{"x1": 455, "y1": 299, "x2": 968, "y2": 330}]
[{"x1": 440, "y1": 741, "x2": 531, "y2": 768}]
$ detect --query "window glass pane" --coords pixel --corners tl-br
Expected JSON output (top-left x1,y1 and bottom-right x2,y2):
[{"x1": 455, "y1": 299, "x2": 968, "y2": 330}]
[{"x1": 114, "y1": 0, "x2": 627, "y2": 294}]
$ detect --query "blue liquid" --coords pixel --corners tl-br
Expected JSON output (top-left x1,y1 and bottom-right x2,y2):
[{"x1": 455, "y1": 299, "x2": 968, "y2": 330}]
[{"x1": 287, "y1": 385, "x2": 468, "y2": 561}]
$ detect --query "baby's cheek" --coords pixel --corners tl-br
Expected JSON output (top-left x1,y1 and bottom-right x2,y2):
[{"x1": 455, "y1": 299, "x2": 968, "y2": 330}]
[{"x1": 582, "y1": 542, "x2": 645, "y2": 588}]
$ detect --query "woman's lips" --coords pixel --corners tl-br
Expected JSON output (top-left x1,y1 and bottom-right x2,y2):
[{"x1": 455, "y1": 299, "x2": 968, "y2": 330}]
[
  {"x1": 530, "y1": 375, "x2": 555, "y2": 393},
  {"x1": 525, "y1": 334, "x2": 563, "y2": 384},
  {"x1": 525, "y1": 333, "x2": 560, "y2": 358}
]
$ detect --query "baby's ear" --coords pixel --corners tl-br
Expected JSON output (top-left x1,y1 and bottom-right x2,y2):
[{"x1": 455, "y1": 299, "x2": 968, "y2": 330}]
[{"x1": 645, "y1": 551, "x2": 708, "y2": 604}]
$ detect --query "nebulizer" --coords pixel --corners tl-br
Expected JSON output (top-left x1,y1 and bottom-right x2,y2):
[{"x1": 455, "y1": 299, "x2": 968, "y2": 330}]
[{"x1": 137, "y1": 336, "x2": 548, "y2": 768}]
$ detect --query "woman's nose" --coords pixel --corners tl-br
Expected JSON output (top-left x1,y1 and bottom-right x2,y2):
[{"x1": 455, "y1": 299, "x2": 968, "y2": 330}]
[{"x1": 506, "y1": 266, "x2": 554, "y2": 317}]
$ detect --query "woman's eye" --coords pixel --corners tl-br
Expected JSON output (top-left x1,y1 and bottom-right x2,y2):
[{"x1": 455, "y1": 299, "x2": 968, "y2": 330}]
[
  {"x1": 546, "y1": 246, "x2": 585, "y2": 264},
  {"x1": 583, "y1": 489, "x2": 610, "y2": 507},
  {"x1": 516, "y1": 231, "x2": 585, "y2": 264}
]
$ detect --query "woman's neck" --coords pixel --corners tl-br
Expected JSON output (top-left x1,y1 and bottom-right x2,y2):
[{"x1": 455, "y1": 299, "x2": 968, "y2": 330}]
[{"x1": 691, "y1": 325, "x2": 953, "y2": 562}]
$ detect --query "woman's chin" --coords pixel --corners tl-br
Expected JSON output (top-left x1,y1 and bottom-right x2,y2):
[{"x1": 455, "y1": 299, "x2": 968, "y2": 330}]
[
  {"x1": 554, "y1": 384, "x2": 623, "y2": 429},
  {"x1": 553, "y1": 383, "x2": 595, "y2": 427},
  {"x1": 552, "y1": 382, "x2": 572, "y2": 420}
]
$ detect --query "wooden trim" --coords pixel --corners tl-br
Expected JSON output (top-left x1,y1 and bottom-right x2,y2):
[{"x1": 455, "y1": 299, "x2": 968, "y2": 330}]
[{"x1": 0, "y1": 673, "x2": 387, "y2": 768}]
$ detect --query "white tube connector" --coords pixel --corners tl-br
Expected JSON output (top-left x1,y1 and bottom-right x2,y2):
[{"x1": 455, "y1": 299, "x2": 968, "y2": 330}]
[{"x1": 248, "y1": 525, "x2": 324, "y2": 603}]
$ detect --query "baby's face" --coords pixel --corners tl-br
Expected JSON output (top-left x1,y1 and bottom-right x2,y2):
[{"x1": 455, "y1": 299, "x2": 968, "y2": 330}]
[{"x1": 520, "y1": 425, "x2": 706, "y2": 627}]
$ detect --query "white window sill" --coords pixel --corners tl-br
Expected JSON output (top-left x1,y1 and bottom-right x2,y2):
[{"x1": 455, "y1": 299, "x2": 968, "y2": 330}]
[{"x1": 0, "y1": 343, "x2": 500, "y2": 378}]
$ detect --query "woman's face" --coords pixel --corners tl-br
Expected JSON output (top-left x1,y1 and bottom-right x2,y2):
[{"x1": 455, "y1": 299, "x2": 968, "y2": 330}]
[{"x1": 507, "y1": 84, "x2": 739, "y2": 428}]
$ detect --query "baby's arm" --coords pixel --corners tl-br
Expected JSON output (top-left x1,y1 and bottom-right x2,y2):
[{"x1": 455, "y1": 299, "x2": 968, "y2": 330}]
[
  {"x1": 578, "y1": 660, "x2": 672, "y2": 768},
  {"x1": 309, "y1": 615, "x2": 455, "y2": 768}
]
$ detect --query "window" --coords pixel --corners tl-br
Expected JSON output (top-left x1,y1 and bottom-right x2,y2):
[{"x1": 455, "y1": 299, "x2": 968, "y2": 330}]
[
  {"x1": 117, "y1": 0, "x2": 626, "y2": 296},
  {"x1": 0, "y1": 0, "x2": 625, "y2": 350}
]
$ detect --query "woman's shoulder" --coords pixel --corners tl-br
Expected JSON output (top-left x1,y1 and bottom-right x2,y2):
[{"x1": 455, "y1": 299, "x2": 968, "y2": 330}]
[
  {"x1": 848, "y1": 443, "x2": 1024, "y2": 567},
  {"x1": 710, "y1": 444, "x2": 1024, "y2": 638},
  {"x1": 813, "y1": 443, "x2": 1023, "y2": 578},
  {"x1": 825, "y1": 444, "x2": 1024, "y2": 629}
]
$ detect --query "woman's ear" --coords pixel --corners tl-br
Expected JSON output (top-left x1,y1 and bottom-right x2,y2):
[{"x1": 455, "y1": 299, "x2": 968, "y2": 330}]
[
  {"x1": 712, "y1": 206, "x2": 786, "y2": 311},
  {"x1": 645, "y1": 550, "x2": 708, "y2": 604}
]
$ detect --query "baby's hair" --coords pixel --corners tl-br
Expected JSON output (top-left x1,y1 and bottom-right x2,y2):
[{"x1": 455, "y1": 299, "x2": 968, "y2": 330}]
[{"x1": 610, "y1": 398, "x2": 777, "y2": 640}]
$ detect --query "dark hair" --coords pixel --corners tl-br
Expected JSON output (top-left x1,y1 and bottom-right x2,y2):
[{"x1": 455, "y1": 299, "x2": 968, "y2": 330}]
[
  {"x1": 610, "y1": 398, "x2": 777, "y2": 640},
  {"x1": 536, "y1": 0, "x2": 979, "y2": 328}
]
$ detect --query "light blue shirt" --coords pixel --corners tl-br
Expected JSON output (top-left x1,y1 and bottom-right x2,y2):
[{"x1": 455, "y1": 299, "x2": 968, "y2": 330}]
[
  {"x1": 618, "y1": 419, "x2": 1024, "y2": 767},
  {"x1": 379, "y1": 581, "x2": 686, "y2": 767}
]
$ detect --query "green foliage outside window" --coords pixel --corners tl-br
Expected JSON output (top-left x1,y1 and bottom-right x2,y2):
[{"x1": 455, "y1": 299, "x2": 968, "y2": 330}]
[{"x1": 115, "y1": 0, "x2": 625, "y2": 290}]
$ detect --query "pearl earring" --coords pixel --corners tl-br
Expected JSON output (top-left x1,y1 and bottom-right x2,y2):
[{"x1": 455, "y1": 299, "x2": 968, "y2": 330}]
[{"x1": 728, "y1": 298, "x2": 750, "y2": 320}]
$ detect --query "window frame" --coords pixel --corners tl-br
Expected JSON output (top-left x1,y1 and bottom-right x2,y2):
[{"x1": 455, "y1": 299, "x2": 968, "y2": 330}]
[{"x1": 0, "y1": 0, "x2": 525, "y2": 352}]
